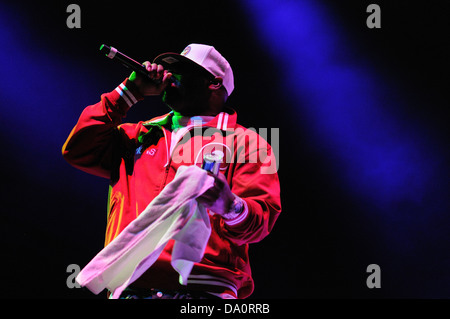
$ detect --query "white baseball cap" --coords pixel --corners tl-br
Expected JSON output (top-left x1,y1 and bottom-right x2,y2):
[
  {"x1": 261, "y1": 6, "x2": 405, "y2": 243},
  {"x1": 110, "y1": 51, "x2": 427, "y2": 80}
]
[{"x1": 153, "y1": 43, "x2": 234, "y2": 96}]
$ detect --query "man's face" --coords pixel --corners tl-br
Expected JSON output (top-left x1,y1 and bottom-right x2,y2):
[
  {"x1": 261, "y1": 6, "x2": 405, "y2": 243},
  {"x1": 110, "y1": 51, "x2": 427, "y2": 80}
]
[{"x1": 162, "y1": 71, "x2": 211, "y2": 116}]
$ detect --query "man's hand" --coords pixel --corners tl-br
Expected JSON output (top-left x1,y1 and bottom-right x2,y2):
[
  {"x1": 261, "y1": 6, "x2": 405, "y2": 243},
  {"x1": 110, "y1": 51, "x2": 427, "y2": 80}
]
[
  {"x1": 129, "y1": 61, "x2": 173, "y2": 96},
  {"x1": 197, "y1": 172, "x2": 236, "y2": 217}
]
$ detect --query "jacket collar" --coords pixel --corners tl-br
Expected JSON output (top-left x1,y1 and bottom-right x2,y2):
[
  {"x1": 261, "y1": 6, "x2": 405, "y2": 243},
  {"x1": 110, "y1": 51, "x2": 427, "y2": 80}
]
[{"x1": 142, "y1": 107, "x2": 238, "y2": 131}]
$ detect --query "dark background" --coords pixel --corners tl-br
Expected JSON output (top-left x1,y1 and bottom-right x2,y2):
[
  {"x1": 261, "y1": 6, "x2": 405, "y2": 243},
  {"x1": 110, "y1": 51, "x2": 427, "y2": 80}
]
[{"x1": 1, "y1": 0, "x2": 449, "y2": 299}]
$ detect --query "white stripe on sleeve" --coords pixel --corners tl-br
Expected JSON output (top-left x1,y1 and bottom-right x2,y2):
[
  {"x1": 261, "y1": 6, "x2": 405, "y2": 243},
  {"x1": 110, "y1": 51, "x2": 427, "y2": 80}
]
[
  {"x1": 119, "y1": 83, "x2": 138, "y2": 104},
  {"x1": 115, "y1": 86, "x2": 133, "y2": 107}
]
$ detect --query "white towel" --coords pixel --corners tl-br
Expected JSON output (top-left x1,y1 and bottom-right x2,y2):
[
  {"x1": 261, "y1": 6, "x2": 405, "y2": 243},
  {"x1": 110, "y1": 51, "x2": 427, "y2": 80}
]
[{"x1": 75, "y1": 165, "x2": 214, "y2": 299}]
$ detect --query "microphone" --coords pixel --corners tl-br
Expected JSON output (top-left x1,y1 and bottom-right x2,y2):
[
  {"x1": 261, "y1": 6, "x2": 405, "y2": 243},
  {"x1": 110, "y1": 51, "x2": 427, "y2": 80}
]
[{"x1": 99, "y1": 44, "x2": 179, "y2": 86}]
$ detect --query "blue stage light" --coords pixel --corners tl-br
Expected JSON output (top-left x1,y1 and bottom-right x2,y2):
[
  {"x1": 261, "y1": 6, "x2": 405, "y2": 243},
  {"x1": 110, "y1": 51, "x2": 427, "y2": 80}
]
[{"x1": 240, "y1": 0, "x2": 440, "y2": 211}]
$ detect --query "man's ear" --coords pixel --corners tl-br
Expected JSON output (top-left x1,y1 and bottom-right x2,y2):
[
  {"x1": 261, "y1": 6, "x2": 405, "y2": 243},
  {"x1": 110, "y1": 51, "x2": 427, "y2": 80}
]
[{"x1": 209, "y1": 77, "x2": 223, "y2": 90}]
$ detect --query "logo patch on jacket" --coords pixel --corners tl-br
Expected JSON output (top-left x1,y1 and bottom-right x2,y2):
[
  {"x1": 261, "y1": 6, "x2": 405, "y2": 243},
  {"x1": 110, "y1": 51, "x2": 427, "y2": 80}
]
[
  {"x1": 136, "y1": 146, "x2": 157, "y2": 157},
  {"x1": 145, "y1": 148, "x2": 157, "y2": 156}
]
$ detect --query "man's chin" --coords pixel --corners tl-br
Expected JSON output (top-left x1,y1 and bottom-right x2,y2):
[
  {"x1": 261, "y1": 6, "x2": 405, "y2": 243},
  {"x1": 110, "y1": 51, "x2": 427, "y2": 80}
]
[
  {"x1": 162, "y1": 91, "x2": 182, "y2": 110},
  {"x1": 162, "y1": 90, "x2": 207, "y2": 117},
  {"x1": 164, "y1": 103, "x2": 199, "y2": 117}
]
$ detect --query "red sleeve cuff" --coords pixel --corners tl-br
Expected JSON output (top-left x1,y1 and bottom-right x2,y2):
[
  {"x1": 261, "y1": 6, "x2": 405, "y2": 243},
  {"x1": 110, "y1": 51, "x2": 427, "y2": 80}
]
[{"x1": 113, "y1": 79, "x2": 144, "y2": 108}]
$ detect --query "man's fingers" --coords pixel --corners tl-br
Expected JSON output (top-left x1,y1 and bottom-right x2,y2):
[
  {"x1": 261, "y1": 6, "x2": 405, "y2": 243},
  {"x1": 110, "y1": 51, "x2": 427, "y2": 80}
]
[
  {"x1": 162, "y1": 71, "x2": 173, "y2": 85},
  {"x1": 142, "y1": 62, "x2": 166, "y2": 81},
  {"x1": 130, "y1": 61, "x2": 170, "y2": 95},
  {"x1": 156, "y1": 64, "x2": 165, "y2": 79}
]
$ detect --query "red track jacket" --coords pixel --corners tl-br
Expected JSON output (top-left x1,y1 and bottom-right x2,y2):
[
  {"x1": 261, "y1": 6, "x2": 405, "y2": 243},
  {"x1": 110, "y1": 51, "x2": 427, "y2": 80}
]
[{"x1": 62, "y1": 79, "x2": 281, "y2": 298}]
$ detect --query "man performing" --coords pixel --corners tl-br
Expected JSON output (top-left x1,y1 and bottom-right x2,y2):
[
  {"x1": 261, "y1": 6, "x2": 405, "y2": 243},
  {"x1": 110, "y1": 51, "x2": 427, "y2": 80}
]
[{"x1": 62, "y1": 43, "x2": 281, "y2": 299}]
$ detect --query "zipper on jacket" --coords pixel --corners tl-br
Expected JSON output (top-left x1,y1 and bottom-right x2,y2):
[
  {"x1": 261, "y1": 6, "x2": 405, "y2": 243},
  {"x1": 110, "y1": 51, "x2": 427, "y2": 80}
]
[
  {"x1": 156, "y1": 124, "x2": 171, "y2": 190},
  {"x1": 161, "y1": 158, "x2": 171, "y2": 189},
  {"x1": 159, "y1": 125, "x2": 170, "y2": 167}
]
